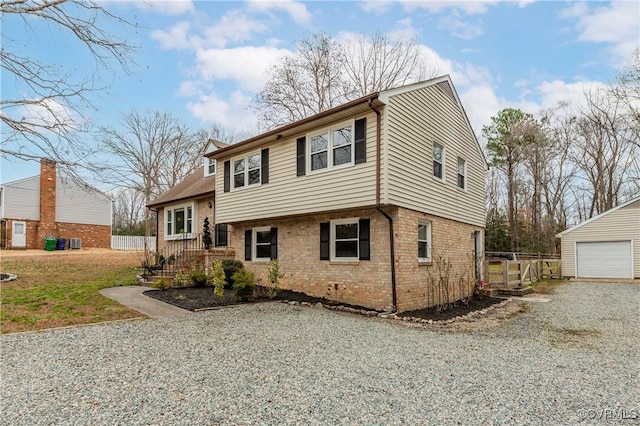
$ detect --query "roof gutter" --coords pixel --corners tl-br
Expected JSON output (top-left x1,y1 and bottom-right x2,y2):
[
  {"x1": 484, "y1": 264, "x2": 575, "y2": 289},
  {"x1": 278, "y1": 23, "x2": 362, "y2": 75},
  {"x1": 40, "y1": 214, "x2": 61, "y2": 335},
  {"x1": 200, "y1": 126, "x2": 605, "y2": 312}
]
[{"x1": 369, "y1": 98, "x2": 397, "y2": 313}]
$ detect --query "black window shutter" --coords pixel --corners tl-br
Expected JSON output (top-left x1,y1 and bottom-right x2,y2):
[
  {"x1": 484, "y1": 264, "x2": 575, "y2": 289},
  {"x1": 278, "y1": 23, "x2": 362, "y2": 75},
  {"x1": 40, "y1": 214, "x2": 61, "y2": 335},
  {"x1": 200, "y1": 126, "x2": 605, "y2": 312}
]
[
  {"x1": 261, "y1": 148, "x2": 269, "y2": 184},
  {"x1": 355, "y1": 118, "x2": 367, "y2": 164},
  {"x1": 215, "y1": 224, "x2": 228, "y2": 247},
  {"x1": 296, "y1": 137, "x2": 306, "y2": 176},
  {"x1": 359, "y1": 218, "x2": 370, "y2": 260},
  {"x1": 244, "y1": 229, "x2": 252, "y2": 261},
  {"x1": 270, "y1": 227, "x2": 278, "y2": 259},
  {"x1": 223, "y1": 161, "x2": 230, "y2": 192},
  {"x1": 320, "y1": 222, "x2": 330, "y2": 260}
]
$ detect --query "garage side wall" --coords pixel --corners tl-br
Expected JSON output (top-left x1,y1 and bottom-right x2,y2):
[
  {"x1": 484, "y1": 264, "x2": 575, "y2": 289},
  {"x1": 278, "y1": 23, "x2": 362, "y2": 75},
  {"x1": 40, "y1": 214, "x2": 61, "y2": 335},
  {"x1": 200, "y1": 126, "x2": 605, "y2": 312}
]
[{"x1": 560, "y1": 201, "x2": 640, "y2": 279}]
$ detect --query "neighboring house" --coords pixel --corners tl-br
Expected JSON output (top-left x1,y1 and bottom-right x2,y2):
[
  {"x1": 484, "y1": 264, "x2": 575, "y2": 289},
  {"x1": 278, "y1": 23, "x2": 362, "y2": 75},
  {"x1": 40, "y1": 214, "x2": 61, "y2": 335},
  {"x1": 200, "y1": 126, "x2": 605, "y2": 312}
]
[
  {"x1": 0, "y1": 159, "x2": 112, "y2": 249},
  {"x1": 147, "y1": 140, "x2": 227, "y2": 253},
  {"x1": 207, "y1": 75, "x2": 487, "y2": 313},
  {"x1": 557, "y1": 196, "x2": 640, "y2": 280}
]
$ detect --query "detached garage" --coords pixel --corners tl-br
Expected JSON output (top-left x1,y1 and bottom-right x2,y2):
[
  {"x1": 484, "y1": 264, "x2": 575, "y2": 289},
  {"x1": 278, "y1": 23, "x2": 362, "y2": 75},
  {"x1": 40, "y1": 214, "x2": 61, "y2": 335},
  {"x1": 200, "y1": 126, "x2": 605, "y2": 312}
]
[{"x1": 557, "y1": 196, "x2": 640, "y2": 280}]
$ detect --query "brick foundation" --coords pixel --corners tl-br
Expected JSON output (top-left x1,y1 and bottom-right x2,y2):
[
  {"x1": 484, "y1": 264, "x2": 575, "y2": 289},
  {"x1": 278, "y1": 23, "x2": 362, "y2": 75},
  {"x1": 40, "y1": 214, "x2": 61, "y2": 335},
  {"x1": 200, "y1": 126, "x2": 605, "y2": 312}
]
[{"x1": 226, "y1": 206, "x2": 483, "y2": 313}]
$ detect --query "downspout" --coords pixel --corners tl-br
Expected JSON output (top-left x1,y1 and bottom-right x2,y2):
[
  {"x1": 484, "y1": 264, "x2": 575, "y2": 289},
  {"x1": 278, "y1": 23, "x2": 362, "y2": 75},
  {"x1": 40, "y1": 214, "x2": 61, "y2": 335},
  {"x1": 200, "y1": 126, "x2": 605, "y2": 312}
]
[{"x1": 369, "y1": 98, "x2": 397, "y2": 313}]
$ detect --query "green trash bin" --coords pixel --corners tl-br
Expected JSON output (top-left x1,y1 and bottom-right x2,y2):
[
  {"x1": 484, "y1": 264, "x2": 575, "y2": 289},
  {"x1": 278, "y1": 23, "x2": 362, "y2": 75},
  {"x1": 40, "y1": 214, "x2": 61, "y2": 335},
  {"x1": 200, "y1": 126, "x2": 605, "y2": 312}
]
[{"x1": 44, "y1": 238, "x2": 57, "y2": 251}]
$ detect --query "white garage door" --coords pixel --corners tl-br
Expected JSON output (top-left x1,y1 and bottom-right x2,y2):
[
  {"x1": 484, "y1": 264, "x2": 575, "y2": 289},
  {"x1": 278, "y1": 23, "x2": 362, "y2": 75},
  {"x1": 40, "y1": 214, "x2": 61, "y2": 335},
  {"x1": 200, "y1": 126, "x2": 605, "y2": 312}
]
[{"x1": 576, "y1": 241, "x2": 632, "y2": 279}]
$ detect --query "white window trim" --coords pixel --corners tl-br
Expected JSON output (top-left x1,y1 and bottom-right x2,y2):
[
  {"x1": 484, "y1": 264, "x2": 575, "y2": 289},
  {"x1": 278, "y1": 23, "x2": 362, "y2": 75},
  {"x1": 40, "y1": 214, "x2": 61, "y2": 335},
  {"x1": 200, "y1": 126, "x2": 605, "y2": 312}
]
[
  {"x1": 307, "y1": 119, "x2": 355, "y2": 175},
  {"x1": 433, "y1": 142, "x2": 445, "y2": 182},
  {"x1": 418, "y1": 220, "x2": 432, "y2": 262},
  {"x1": 164, "y1": 202, "x2": 196, "y2": 241},
  {"x1": 205, "y1": 158, "x2": 216, "y2": 177},
  {"x1": 231, "y1": 151, "x2": 261, "y2": 191},
  {"x1": 330, "y1": 217, "x2": 359, "y2": 262},
  {"x1": 252, "y1": 226, "x2": 271, "y2": 261},
  {"x1": 457, "y1": 157, "x2": 466, "y2": 190}
]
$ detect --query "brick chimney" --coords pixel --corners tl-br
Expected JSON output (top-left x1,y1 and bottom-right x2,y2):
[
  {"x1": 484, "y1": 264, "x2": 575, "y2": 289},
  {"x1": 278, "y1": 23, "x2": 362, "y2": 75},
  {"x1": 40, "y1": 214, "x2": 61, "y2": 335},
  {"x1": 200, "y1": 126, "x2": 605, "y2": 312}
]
[{"x1": 38, "y1": 158, "x2": 57, "y2": 246}]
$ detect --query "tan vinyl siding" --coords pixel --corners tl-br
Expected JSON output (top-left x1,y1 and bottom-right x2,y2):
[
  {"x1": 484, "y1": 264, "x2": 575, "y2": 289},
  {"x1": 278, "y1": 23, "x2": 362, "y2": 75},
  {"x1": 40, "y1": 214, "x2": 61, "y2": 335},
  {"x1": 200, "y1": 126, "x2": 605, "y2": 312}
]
[
  {"x1": 384, "y1": 84, "x2": 485, "y2": 227},
  {"x1": 215, "y1": 111, "x2": 379, "y2": 224},
  {"x1": 2, "y1": 176, "x2": 40, "y2": 220},
  {"x1": 560, "y1": 200, "x2": 640, "y2": 278}
]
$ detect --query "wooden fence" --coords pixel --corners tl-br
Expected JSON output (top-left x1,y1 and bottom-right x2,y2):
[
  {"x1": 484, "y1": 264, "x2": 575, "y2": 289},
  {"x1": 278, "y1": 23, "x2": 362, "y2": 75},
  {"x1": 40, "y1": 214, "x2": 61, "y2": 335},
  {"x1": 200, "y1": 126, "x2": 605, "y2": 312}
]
[
  {"x1": 485, "y1": 259, "x2": 561, "y2": 287},
  {"x1": 111, "y1": 235, "x2": 156, "y2": 251}
]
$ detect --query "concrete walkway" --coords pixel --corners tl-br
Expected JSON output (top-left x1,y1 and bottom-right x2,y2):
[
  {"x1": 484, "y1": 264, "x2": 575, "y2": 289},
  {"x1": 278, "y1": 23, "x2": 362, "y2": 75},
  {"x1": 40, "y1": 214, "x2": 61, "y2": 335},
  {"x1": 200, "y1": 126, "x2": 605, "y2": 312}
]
[{"x1": 100, "y1": 286, "x2": 191, "y2": 318}]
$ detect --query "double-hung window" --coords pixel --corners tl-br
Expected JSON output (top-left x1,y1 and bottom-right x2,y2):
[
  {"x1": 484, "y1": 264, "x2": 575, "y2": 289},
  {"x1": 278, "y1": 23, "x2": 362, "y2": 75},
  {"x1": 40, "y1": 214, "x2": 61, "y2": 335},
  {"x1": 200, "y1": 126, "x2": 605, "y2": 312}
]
[
  {"x1": 433, "y1": 142, "x2": 444, "y2": 180},
  {"x1": 165, "y1": 204, "x2": 194, "y2": 239},
  {"x1": 457, "y1": 158, "x2": 466, "y2": 189},
  {"x1": 308, "y1": 121, "x2": 354, "y2": 173},
  {"x1": 253, "y1": 227, "x2": 272, "y2": 260},
  {"x1": 233, "y1": 152, "x2": 261, "y2": 189},
  {"x1": 418, "y1": 220, "x2": 432, "y2": 261},
  {"x1": 320, "y1": 218, "x2": 370, "y2": 262},
  {"x1": 206, "y1": 158, "x2": 216, "y2": 176}
]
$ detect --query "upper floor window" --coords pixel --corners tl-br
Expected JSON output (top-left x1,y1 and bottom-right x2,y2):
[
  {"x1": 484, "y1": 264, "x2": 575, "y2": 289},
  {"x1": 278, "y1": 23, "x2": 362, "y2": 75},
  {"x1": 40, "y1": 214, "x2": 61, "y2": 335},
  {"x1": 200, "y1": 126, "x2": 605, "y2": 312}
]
[
  {"x1": 165, "y1": 203, "x2": 194, "y2": 239},
  {"x1": 433, "y1": 142, "x2": 444, "y2": 180},
  {"x1": 205, "y1": 158, "x2": 216, "y2": 177},
  {"x1": 233, "y1": 152, "x2": 261, "y2": 189},
  {"x1": 308, "y1": 120, "x2": 354, "y2": 173},
  {"x1": 457, "y1": 158, "x2": 466, "y2": 189},
  {"x1": 418, "y1": 220, "x2": 432, "y2": 261}
]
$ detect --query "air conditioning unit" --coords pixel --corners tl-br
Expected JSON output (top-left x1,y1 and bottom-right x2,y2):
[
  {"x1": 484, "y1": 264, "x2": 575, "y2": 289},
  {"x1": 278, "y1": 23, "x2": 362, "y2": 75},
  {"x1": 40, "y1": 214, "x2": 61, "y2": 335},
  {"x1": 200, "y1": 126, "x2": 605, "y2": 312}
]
[{"x1": 69, "y1": 238, "x2": 81, "y2": 249}]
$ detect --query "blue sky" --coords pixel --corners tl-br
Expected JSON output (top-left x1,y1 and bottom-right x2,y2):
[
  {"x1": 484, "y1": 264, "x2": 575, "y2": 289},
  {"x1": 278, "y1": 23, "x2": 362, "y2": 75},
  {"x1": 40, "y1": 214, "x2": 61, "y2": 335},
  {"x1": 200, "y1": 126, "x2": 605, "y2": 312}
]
[{"x1": 2, "y1": 0, "x2": 638, "y2": 185}]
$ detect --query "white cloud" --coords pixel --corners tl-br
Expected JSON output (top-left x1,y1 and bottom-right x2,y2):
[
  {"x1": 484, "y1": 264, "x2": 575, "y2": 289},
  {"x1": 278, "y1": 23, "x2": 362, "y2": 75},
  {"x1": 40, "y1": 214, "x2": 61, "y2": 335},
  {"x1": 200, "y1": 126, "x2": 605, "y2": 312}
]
[
  {"x1": 401, "y1": 1, "x2": 497, "y2": 15},
  {"x1": 18, "y1": 98, "x2": 82, "y2": 134},
  {"x1": 151, "y1": 21, "x2": 202, "y2": 50},
  {"x1": 203, "y1": 10, "x2": 269, "y2": 48},
  {"x1": 359, "y1": 0, "x2": 395, "y2": 14},
  {"x1": 562, "y1": 1, "x2": 639, "y2": 64},
  {"x1": 246, "y1": 0, "x2": 311, "y2": 25},
  {"x1": 187, "y1": 90, "x2": 256, "y2": 131},
  {"x1": 132, "y1": 0, "x2": 195, "y2": 15},
  {"x1": 194, "y1": 46, "x2": 290, "y2": 92},
  {"x1": 438, "y1": 14, "x2": 484, "y2": 40}
]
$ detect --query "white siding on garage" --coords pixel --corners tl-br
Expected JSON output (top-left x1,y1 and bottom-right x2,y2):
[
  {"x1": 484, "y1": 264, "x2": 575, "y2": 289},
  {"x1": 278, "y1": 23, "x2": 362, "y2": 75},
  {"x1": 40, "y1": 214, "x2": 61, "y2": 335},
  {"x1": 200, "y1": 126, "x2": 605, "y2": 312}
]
[
  {"x1": 576, "y1": 241, "x2": 632, "y2": 279},
  {"x1": 1, "y1": 176, "x2": 40, "y2": 220},
  {"x1": 55, "y1": 177, "x2": 112, "y2": 225},
  {"x1": 560, "y1": 199, "x2": 640, "y2": 279}
]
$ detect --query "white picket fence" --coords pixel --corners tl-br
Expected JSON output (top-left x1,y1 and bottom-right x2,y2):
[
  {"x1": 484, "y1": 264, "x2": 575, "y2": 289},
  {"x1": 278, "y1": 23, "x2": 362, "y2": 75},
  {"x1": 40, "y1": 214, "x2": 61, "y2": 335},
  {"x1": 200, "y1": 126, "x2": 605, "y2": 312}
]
[{"x1": 111, "y1": 235, "x2": 156, "y2": 251}]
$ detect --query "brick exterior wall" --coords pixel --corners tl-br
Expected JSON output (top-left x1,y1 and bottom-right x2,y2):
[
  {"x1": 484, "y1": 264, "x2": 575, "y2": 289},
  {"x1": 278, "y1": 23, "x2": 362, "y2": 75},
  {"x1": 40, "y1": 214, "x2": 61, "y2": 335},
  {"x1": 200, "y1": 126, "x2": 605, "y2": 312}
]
[
  {"x1": 5, "y1": 159, "x2": 112, "y2": 250},
  {"x1": 226, "y1": 206, "x2": 483, "y2": 313},
  {"x1": 156, "y1": 197, "x2": 215, "y2": 252}
]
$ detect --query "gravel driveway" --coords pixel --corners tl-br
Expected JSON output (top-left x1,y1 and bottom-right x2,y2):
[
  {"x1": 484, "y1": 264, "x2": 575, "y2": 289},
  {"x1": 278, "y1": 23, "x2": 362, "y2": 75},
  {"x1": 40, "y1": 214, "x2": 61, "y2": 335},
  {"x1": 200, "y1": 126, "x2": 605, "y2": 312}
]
[{"x1": 2, "y1": 281, "x2": 638, "y2": 425}]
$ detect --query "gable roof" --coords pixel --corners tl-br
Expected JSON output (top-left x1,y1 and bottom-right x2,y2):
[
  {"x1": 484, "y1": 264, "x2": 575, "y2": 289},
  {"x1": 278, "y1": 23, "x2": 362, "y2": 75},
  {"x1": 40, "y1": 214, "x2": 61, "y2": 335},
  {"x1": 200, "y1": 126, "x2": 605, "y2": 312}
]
[
  {"x1": 147, "y1": 166, "x2": 214, "y2": 208},
  {"x1": 556, "y1": 195, "x2": 640, "y2": 237},
  {"x1": 206, "y1": 74, "x2": 487, "y2": 168}
]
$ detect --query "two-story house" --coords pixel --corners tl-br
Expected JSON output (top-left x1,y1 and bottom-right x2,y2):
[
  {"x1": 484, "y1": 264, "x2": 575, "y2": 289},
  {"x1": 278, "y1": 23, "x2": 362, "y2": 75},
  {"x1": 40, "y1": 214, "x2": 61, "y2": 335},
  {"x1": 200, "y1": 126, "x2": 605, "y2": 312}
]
[{"x1": 207, "y1": 75, "x2": 487, "y2": 313}]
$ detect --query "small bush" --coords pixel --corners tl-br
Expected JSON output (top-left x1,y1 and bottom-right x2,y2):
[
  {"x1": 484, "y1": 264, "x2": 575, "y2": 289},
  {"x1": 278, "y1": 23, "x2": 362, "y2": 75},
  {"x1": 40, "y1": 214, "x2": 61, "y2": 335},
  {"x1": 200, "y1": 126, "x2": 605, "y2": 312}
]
[
  {"x1": 173, "y1": 270, "x2": 186, "y2": 287},
  {"x1": 222, "y1": 260, "x2": 244, "y2": 288},
  {"x1": 266, "y1": 259, "x2": 284, "y2": 299},
  {"x1": 153, "y1": 277, "x2": 171, "y2": 291},
  {"x1": 212, "y1": 260, "x2": 225, "y2": 298},
  {"x1": 231, "y1": 269, "x2": 255, "y2": 301},
  {"x1": 190, "y1": 268, "x2": 208, "y2": 287}
]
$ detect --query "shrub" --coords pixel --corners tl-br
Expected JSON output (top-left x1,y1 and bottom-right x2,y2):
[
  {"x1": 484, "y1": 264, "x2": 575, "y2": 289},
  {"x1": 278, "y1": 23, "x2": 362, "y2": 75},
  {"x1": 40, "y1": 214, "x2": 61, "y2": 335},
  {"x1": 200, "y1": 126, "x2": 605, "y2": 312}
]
[
  {"x1": 231, "y1": 269, "x2": 255, "y2": 301},
  {"x1": 153, "y1": 277, "x2": 171, "y2": 291},
  {"x1": 190, "y1": 268, "x2": 208, "y2": 287},
  {"x1": 222, "y1": 260, "x2": 244, "y2": 289},
  {"x1": 266, "y1": 259, "x2": 284, "y2": 299},
  {"x1": 212, "y1": 260, "x2": 225, "y2": 298},
  {"x1": 173, "y1": 270, "x2": 186, "y2": 287}
]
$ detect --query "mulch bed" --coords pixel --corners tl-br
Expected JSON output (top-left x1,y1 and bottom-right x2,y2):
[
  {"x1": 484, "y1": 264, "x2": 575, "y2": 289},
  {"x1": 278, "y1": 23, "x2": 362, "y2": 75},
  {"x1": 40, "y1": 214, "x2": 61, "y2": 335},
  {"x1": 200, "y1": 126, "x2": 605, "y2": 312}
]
[{"x1": 144, "y1": 286, "x2": 502, "y2": 321}]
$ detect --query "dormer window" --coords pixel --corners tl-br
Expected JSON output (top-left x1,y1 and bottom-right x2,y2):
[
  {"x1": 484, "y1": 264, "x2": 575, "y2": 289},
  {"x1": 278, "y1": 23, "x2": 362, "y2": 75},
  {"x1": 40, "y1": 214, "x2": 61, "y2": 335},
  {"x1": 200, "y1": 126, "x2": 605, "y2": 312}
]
[{"x1": 205, "y1": 158, "x2": 216, "y2": 177}]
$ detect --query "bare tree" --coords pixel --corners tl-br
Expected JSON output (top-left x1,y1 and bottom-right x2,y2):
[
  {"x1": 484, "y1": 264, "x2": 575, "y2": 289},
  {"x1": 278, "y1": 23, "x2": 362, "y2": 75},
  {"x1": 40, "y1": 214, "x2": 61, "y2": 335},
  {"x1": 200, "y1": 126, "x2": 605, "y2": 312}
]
[
  {"x1": 99, "y1": 111, "x2": 202, "y2": 234},
  {"x1": 342, "y1": 31, "x2": 436, "y2": 98},
  {"x1": 0, "y1": 0, "x2": 136, "y2": 178},
  {"x1": 571, "y1": 88, "x2": 636, "y2": 217},
  {"x1": 112, "y1": 188, "x2": 146, "y2": 235},
  {"x1": 610, "y1": 47, "x2": 640, "y2": 149},
  {"x1": 252, "y1": 31, "x2": 436, "y2": 130},
  {"x1": 253, "y1": 34, "x2": 348, "y2": 129}
]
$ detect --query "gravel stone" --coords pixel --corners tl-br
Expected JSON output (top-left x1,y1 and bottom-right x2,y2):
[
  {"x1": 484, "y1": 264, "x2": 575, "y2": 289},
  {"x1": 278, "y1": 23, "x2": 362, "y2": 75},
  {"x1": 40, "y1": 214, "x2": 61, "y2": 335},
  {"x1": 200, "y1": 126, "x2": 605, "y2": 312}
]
[{"x1": 2, "y1": 281, "x2": 638, "y2": 425}]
